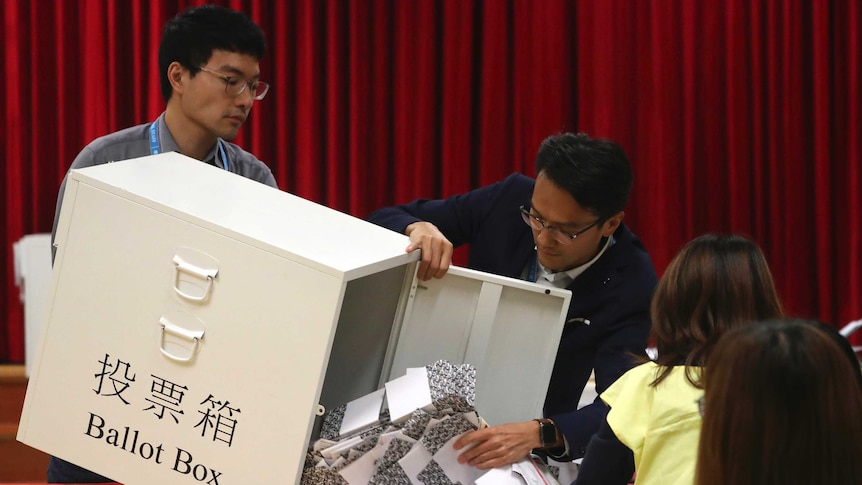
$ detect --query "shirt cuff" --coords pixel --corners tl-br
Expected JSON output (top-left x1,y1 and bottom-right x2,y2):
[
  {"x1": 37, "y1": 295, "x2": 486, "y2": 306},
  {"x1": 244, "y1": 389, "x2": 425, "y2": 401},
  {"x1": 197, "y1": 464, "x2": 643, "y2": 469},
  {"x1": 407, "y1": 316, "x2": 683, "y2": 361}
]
[{"x1": 545, "y1": 435, "x2": 570, "y2": 460}]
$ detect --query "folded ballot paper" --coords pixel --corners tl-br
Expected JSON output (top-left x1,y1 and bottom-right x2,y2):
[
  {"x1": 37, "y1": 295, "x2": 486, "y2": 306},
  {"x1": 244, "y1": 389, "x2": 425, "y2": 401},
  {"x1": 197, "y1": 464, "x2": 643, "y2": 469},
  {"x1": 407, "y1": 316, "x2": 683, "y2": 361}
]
[{"x1": 301, "y1": 360, "x2": 560, "y2": 485}]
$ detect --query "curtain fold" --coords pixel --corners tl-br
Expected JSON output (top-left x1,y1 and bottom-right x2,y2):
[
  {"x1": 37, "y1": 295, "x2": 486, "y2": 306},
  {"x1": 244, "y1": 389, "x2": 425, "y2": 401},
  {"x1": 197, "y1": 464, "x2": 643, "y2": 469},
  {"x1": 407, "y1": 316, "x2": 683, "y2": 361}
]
[{"x1": 2, "y1": 0, "x2": 860, "y2": 362}]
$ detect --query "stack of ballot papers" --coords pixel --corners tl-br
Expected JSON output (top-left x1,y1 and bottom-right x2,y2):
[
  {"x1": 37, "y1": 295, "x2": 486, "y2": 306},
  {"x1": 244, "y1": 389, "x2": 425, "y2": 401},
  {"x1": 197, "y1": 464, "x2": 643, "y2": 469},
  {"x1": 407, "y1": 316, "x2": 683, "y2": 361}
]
[{"x1": 301, "y1": 360, "x2": 560, "y2": 485}]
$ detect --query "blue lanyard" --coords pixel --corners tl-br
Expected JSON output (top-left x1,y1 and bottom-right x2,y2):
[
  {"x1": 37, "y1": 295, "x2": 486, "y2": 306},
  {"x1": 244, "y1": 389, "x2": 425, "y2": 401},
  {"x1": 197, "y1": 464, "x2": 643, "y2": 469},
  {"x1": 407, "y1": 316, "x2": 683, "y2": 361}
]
[
  {"x1": 149, "y1": 122, "x2": 230, "y2": 172},
  {"x1": 527, "y1": 252, "x2": 539, "y2": 283}
]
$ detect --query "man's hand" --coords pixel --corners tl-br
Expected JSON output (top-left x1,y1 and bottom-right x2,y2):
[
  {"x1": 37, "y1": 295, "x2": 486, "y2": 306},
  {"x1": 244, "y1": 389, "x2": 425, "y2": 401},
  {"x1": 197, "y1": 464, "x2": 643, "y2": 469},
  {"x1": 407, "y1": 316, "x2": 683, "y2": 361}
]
[
  {"x1": 452, "y1": 421, "x2": 541, "y2": 470},
  {"x1": 405, "y1": 221, "x2": 453, "y2": 280}
]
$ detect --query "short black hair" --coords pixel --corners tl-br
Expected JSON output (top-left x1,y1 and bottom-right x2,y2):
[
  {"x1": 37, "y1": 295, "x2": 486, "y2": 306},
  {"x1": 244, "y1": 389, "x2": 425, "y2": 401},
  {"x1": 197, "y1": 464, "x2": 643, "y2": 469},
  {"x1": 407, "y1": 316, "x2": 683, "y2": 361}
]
[
  {"x1": 158, "y1": 4, "x2": 266, "y2": 103},
  {"x1": 534, "y1": 133, "x2": 633, "y2": 220}
]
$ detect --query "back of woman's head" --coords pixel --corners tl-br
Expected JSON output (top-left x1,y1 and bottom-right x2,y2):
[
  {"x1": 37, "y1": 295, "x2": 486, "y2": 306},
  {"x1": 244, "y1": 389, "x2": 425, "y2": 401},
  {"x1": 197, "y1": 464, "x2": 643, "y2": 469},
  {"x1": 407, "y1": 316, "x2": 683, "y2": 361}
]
[
  {"x1": 650, "y1": 234, "x2": 783, "y2": 387},
  {"x1": 696, "y1": 319, "x2": 862, "y2": 485}
]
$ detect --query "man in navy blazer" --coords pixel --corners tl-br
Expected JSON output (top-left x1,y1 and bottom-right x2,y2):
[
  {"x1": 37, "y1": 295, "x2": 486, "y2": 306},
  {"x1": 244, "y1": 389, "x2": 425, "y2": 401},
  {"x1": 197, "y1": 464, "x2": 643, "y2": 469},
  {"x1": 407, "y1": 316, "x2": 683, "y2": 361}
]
[{"x1": 367, "y1": 132, "x2": 658, "y2": 469}]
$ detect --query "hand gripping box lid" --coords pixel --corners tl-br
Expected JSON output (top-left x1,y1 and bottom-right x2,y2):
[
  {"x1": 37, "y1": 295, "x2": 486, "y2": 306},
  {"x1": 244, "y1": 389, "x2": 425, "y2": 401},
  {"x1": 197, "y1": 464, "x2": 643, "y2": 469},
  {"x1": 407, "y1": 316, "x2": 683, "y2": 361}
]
[{"x1": 17, "y1": 152, "x2": 571, "y2": 485}]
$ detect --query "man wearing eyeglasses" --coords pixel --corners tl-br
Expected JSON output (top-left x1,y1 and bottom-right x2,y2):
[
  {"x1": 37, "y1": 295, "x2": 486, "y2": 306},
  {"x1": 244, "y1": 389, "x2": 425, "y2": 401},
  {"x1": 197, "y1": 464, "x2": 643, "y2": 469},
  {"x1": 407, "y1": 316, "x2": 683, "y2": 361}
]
[
  {"x1": 47, "y1": 5, "x2": 273, "y2": 483},
  {"x1": 49, "y1": 4, "x2": 276, "y2": 261},
  {"x1": 367, "y1": 132, "x2": 658, "y2": 471}
]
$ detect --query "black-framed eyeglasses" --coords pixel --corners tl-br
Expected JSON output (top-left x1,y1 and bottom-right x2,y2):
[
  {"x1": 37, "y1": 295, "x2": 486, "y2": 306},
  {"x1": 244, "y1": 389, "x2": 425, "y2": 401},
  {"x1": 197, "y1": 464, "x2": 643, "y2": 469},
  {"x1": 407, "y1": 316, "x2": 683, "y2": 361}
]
[
  {"x1": 198, "y1": 67, "x2": 270, "y2": 100},
  {"x1": 696, "y1": 396, "x2": 705, "y2": 416},
  {"x1": 519, "y1": 205, "x2": 601, "y2": 245}
]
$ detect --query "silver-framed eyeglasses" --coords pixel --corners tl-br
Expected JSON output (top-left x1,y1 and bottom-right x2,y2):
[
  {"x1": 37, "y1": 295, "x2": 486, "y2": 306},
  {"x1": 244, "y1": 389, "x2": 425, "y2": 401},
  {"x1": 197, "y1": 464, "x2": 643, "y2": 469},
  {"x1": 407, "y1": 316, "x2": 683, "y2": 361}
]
[
  {"x1": 198, "y1": 67, "x2": 270, "y2": 100},
  {"x1": 519, "y1": 205, "x2": 601, "y2": 245}
]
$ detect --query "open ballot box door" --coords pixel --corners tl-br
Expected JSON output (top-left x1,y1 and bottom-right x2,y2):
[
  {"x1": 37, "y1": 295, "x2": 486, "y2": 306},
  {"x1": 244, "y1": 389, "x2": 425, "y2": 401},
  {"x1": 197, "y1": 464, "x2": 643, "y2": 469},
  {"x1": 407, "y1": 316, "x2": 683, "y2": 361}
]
[{"x1": 17, "y1": 152, "x2": 571, "y2": 485}]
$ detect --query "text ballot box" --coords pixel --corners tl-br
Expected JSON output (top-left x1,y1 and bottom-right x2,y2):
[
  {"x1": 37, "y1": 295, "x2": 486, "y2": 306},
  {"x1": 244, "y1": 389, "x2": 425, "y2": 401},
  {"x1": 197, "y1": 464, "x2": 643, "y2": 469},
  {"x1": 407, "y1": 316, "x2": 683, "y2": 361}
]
[{"x1": 18, "y1": 152, "x2": 571, "y2": 485}]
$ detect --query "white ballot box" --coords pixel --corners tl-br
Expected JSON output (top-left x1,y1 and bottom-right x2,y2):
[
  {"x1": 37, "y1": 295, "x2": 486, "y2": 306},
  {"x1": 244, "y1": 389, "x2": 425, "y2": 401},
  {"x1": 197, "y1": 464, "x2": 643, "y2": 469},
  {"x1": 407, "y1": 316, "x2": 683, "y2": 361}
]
[
  {"x1": 18, "y1": 152, "x2": 570, "y2": 485},
  {"x1": 13, "y1": 233, "x2": 53, "y2": 377}
]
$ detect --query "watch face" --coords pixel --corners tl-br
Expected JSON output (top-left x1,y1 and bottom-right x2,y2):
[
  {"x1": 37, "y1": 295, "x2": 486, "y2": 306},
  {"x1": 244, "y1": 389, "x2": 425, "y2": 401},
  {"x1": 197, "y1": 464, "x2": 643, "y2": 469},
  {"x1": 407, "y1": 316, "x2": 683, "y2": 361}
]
[{"x1": 540, "y1": 421, "x2": 557, "y2": 447}]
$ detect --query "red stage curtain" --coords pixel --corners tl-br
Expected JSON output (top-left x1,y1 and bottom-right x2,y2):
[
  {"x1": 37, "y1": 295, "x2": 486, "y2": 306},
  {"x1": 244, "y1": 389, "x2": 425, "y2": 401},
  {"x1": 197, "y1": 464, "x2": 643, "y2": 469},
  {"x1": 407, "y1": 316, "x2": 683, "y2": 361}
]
[{"x1": 1, "y1": 0, "x2": 860, "y2": 362}]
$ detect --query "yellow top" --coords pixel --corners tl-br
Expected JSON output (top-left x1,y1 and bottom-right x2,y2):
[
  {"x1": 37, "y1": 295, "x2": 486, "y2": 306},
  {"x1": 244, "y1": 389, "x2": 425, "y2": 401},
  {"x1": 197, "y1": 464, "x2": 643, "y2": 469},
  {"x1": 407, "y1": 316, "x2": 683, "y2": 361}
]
[{"x1": 601, "y1": 362, "x2": 704, "y2": 485}]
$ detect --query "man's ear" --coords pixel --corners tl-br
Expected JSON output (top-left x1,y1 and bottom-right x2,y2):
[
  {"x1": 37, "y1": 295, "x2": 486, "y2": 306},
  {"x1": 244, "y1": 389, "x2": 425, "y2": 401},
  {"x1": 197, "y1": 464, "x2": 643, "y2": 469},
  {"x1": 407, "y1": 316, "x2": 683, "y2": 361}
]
[
  {"x1": 167, "y1": 62, "x2": 186, "y2": 95},
  {"x1": 599, "y1": 211, "x2": 624, "y2": 237}
]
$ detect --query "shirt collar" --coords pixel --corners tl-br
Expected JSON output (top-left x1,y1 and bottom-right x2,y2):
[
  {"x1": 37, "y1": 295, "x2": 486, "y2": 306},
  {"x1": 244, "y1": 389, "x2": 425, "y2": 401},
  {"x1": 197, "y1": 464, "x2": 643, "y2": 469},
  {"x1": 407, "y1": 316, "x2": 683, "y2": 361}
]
[{"x1": 537, "y1": 235, "x2": 616, "y2": 287}]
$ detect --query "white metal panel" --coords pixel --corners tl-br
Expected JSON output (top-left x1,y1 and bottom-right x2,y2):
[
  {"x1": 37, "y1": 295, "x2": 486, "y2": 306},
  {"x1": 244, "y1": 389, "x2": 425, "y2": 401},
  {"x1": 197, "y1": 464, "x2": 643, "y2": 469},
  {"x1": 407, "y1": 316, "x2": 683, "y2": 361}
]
[
  {"x1": 318, "y1": 264, "x2": 416, "y2": 411},
  {"x1": 463, "y1": 282, "x2": 504, "y2": 366},
  {"x1": 68, "y1": 153, "x2": 416, "y2": 280},
  {"x1": 387, "y1": 266, "x2": 570, "y2": 426},
  {"x1": 12, "y1": 233, "x2": 53, "y2": 377}
]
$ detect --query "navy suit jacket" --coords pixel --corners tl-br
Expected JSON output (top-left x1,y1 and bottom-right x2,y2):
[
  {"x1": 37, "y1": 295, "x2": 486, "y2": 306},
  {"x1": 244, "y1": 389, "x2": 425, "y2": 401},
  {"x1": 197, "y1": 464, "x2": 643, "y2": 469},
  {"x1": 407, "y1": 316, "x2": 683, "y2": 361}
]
[{"x1": 367, "y1": 173, "x2": 658, "y2": 459}]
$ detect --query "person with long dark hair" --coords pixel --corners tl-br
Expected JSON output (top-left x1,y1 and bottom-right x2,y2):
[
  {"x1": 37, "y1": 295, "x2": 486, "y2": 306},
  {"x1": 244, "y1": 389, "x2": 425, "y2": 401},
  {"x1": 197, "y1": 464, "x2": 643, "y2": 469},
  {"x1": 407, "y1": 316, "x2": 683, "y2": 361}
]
[
  {"x1": 575, "y1": 234, "x2": 784, "y2": 485},
  {"x1": 696, "y1": 319, "x2": 862, "y2": 485}
]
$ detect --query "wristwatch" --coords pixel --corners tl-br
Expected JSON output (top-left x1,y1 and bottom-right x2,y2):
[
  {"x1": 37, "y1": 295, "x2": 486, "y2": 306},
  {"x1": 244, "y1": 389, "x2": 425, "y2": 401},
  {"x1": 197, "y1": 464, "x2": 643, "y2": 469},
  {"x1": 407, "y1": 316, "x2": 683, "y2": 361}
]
[{"x1": 534, "y1": 418, "x2": 559, "y2": 448}]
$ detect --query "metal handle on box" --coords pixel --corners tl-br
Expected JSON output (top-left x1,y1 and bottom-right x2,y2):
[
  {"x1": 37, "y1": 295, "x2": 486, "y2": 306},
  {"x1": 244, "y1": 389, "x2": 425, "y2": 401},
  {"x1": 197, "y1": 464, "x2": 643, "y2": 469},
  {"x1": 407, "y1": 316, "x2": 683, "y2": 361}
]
[
  {"x1": 173, "y1": 254, "x2": 218, "y2": 302},
  {"x1": 159, "y1": 316, "x2": 205, "y2": 362}
]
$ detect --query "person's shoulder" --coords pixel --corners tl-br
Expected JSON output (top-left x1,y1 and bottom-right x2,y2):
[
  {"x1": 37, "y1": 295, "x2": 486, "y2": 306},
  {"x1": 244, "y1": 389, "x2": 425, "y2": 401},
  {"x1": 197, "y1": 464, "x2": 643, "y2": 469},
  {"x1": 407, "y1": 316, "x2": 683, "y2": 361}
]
[
  {"x1": 612, "y1": 223, "x2": 646, "y2": 251},
  {"x1": 477, "y1": 172, "x2": 534, "y2": 201},
  {"x1": 501, "y1": 172, "x2": 535, "y2": 189},
  {"x1": 570, "y1": 224, "x2": 656, "y2": 301},
  {"x1": 608, "y1": 363, "x2": 700, "y2": 404},
  {"x1": 622, "y1": 361, "x2": 661, "y2": 383},
  {"x1": 222, "y1": 141, "x2": 262, "y2": 164},
  {"x1": 602, "y1": 362, "x2": 659, "y2": 405},
  {"x1": 614, "y1": 362, "x2": 661, "y2": 390},
  {"x1": 73, "y1": 123, "x2": 150, "y2": 168},
  {"x1": 221, "y1": 141, "x2": 277, "y2": 187},
  {"x1": 609, "y1": 224, "x2": 657, "y2": 275},
  {"x1": 84, "y1": 123, "x2": 148, "y2": 151}
]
